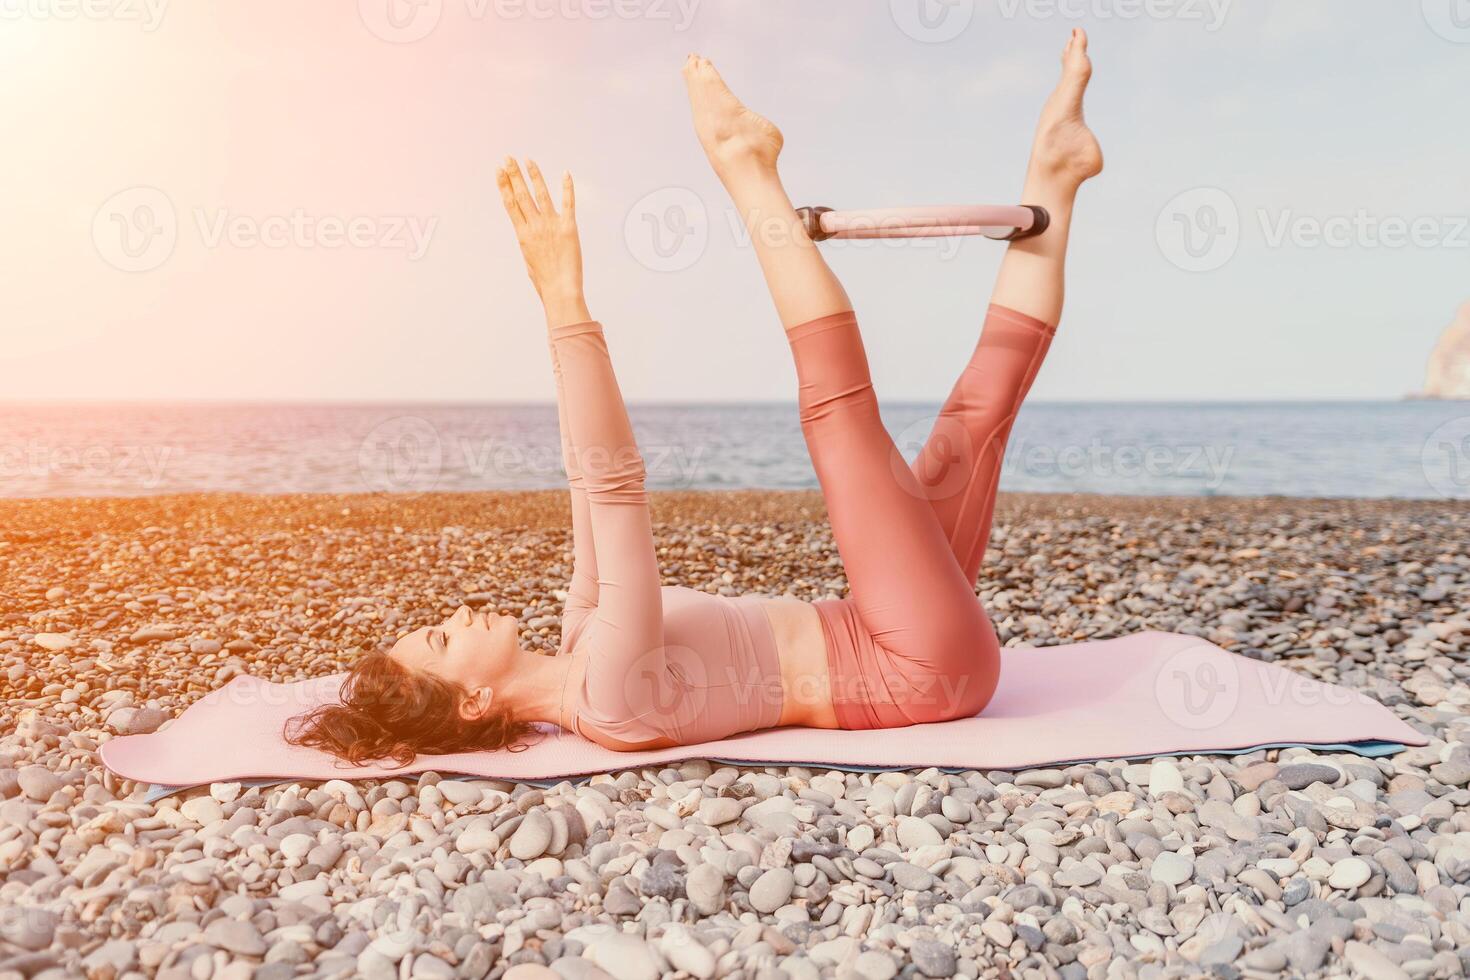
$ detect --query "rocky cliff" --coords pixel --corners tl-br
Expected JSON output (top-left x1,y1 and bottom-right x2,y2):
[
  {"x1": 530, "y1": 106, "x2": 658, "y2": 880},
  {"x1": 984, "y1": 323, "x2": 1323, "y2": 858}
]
[{"x1": 1422, "y1": 303, "x2": 1470, "y2": 399}]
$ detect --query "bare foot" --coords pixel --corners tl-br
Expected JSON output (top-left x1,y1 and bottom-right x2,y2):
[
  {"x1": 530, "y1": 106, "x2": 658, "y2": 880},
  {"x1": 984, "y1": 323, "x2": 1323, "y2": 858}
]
[
  {"x1": 1028, "y1": 29, "x2": 1104, "y2": 188},
  {"x1": 682, "y1": 54, "x2": 784, "y2": 180}
]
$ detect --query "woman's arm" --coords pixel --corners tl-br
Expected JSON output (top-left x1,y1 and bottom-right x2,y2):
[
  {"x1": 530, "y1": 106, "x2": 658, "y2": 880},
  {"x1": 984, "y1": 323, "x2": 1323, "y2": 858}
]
[
  {"x1": 496, "y1": 160, "x2": 663, "y2": 706},
  {"x1": 493, "y1": 159, "x2": 600, "y2": 637},
  {"x1": 546, "y1": 333, "x2": 599, "y2": 634}
]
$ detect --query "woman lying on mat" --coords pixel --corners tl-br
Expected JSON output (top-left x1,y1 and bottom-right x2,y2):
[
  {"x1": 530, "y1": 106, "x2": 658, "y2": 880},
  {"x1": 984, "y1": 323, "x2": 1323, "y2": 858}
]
[{"x1": 287, "y1": 30, "x2": 1103, "y2": 763}]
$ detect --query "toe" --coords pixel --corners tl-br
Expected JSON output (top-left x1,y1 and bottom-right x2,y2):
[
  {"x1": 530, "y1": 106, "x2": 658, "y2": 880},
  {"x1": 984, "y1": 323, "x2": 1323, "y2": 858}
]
[
  {"x1": 1067, "y1": 30, "x2": 1091, "y2": 69},
  {"x1": 1059, "y1": 35, "x2": 1092, "y2": 88}
]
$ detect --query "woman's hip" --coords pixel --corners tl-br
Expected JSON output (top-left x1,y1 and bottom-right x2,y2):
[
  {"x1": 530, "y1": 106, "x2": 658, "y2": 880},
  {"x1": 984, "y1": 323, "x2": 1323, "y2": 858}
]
[{"x1": 812, "y1": 597, "x2": 1000, "y2": 730}]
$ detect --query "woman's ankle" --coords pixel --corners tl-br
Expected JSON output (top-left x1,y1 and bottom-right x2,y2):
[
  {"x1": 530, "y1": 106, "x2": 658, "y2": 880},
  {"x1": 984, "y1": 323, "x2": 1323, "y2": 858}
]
[
  {"x1": 717, "y1": 160, "x2": 788, "y2": 208},
  {"x1": 1020, "y1": 171, "x2": 1079, "y2": 213}
]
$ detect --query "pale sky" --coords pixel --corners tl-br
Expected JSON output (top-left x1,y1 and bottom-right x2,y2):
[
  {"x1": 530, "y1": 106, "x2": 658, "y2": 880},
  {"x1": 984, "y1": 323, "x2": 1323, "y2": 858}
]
[{"x1": 2, "y1": 1, "x2": 1465, "y2": 403}]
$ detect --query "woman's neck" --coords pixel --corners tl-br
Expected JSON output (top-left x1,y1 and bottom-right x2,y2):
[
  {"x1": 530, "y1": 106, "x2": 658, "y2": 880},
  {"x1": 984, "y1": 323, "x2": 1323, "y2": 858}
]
[{"x1": 499, "y1": 649, "x2": 583, "y2": 732}]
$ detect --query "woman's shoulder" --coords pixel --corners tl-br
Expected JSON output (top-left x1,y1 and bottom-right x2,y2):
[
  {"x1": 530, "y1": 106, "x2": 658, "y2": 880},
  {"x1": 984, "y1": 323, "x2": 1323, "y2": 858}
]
[
  {"x1": 566, "y1": 690, "x2": 679, "y2": 751},
  {"x1": 574, "y1": 720, "x2": 680, "y2": 753}
]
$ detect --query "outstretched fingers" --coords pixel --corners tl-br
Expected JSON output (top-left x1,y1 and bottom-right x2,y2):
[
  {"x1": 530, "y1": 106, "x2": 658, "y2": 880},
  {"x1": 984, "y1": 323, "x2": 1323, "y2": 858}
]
[
  {"x1": 496, "y1": 167, "x2": 524, "y2": 228},
  {"x1": 527, "y1": 160, "x2": 557, "y2": 215},
  {"x1": 505, "y1": 157, "x2": 576, "y2": 228},
  {"x1": 504, "y1": 158, "x2": 538, "y2": 218},
  {"x1": 496, "y1": 155, "x2": 586, "y2": 317}
]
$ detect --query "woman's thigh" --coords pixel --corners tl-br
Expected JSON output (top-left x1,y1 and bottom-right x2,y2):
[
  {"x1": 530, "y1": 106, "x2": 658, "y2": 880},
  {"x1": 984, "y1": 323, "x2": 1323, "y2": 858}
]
[{"x1": 788, "y1": 311, "x2": 1000, "y2": 722}]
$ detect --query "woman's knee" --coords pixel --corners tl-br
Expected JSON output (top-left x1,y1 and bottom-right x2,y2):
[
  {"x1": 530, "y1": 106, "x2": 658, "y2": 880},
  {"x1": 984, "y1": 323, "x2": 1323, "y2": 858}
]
[
  {"x1": 920, "y1": 606, "x2": 1001, "y2": 718},
  {"x1": 798, "y1": 378, "x2": 879, "y2": 429}
]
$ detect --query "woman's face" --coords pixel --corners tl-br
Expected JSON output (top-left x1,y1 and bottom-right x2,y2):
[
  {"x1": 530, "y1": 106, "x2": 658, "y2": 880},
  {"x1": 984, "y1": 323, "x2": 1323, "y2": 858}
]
[{"x1": 388, "y1": 604, "x2": 522, "y2": 690}]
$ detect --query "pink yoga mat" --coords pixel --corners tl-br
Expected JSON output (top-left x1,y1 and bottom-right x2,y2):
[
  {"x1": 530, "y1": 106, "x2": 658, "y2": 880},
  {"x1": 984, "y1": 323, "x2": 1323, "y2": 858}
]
[{"x1": 100, "y1": 631, "x2": 1423, "y2": 785}]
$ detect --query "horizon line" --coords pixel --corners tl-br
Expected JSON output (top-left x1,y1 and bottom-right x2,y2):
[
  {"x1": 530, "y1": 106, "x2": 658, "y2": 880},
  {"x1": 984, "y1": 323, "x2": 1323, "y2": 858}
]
[{"x1": 0, "y1": 396, "x2": 1452, "y2": 408}]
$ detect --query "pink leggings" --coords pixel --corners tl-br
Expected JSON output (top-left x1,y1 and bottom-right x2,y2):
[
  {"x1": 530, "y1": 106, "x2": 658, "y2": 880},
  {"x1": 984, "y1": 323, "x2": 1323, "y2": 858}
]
[{"x1": 789, "y1": 303, "x2": 1056, "y2": 729}]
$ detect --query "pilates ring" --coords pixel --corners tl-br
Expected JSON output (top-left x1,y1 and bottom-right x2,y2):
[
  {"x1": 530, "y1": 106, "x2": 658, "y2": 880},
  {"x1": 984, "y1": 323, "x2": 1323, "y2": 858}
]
[{"x1": 795, "y1": 204, "x2": 1050, "y2": 243}]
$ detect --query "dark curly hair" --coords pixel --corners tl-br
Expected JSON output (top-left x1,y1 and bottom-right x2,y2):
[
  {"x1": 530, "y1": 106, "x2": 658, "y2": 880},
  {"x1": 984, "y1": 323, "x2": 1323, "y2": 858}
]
[{"x1": 283, "y1": 650, "x2": 536, "y2": 768}]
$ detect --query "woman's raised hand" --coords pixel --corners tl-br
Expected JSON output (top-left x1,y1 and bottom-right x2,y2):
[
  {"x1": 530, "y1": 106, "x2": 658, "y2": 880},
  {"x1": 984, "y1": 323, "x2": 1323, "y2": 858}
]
[{"x1": 497, "y1": 158, "x2": 585, "y2": 312}]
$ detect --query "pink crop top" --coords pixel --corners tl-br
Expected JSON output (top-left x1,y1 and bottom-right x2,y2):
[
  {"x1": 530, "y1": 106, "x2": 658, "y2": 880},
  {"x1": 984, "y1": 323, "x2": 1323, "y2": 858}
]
[{"x1": 558, "y1": 587, "x2": 785, "y2": 745}]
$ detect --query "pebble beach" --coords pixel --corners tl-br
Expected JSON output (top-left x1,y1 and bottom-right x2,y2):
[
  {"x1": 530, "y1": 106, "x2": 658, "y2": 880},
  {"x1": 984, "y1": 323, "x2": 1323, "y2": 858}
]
[{"x1": 1, "y1": 490, "x2": 1468, "y2": 980}]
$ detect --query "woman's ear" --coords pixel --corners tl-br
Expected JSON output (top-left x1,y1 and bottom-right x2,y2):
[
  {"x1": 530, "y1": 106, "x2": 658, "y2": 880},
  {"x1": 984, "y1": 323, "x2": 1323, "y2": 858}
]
[{"x1": 458, "y1": 686, "x2": 496, "y2": 722}]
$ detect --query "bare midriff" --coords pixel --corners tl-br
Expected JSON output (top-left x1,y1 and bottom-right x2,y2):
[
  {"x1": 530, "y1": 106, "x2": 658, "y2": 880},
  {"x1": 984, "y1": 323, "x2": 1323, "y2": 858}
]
[{"x1": 754, "y1": 595, "x2": 840, "y2": 729}]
